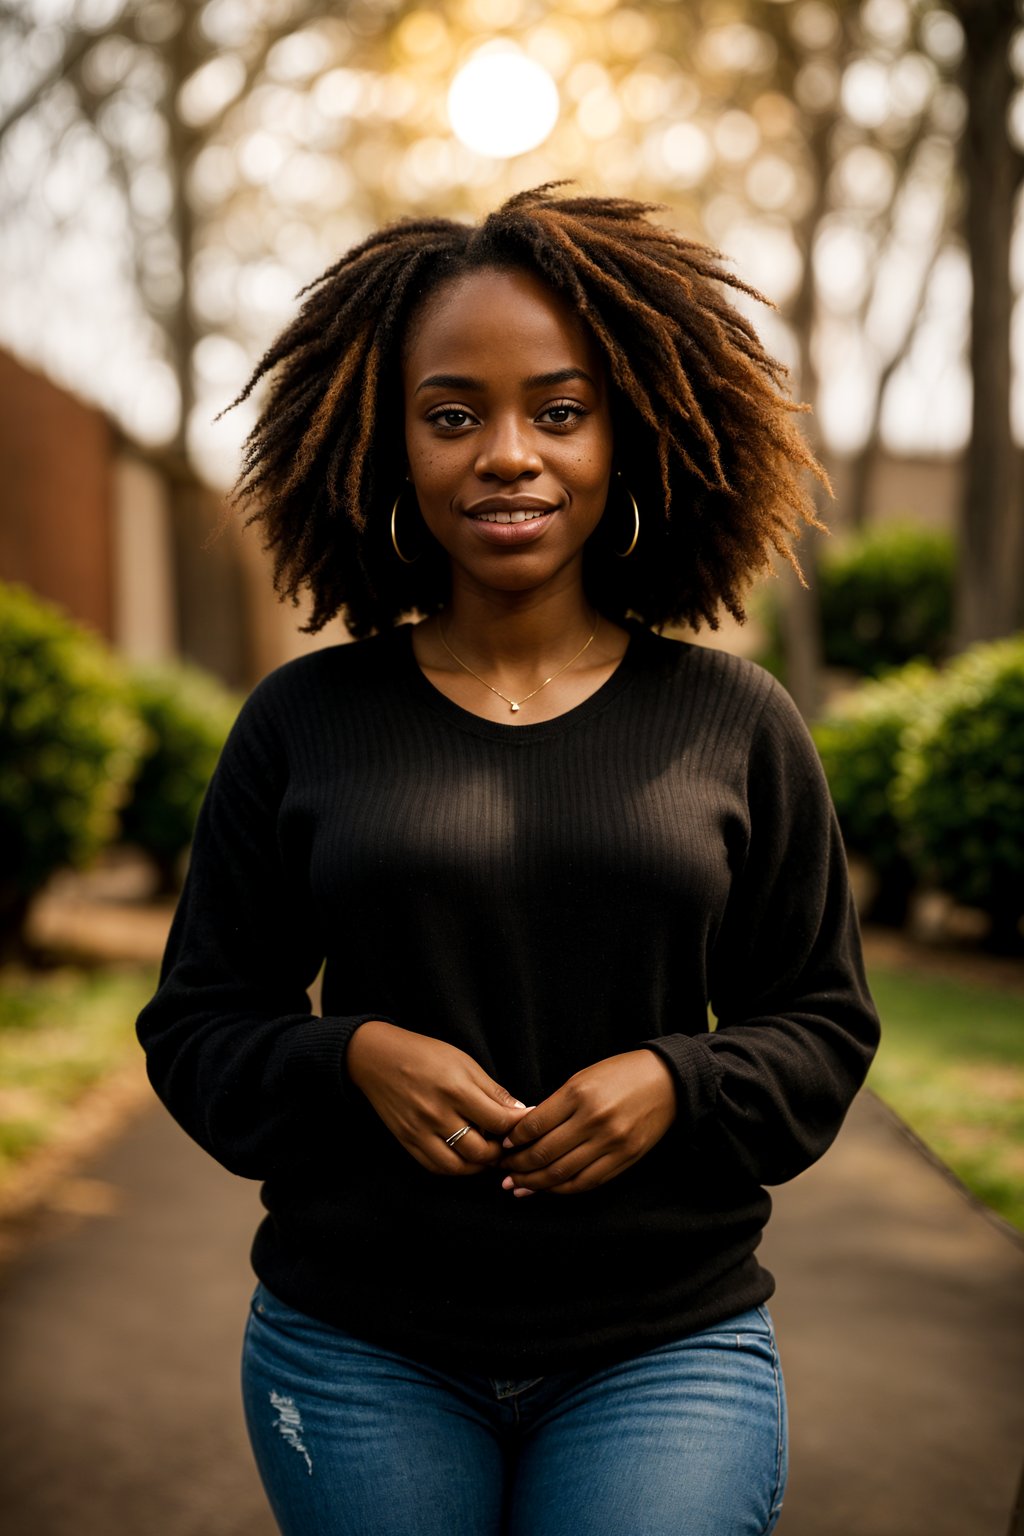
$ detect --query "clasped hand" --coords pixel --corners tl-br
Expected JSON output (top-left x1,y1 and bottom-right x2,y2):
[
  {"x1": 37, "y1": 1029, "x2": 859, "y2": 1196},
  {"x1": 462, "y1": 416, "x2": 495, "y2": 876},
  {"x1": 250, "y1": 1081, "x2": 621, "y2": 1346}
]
[{"x1": 347, "y1": 1021, "x2": 677, "y2": 1196}]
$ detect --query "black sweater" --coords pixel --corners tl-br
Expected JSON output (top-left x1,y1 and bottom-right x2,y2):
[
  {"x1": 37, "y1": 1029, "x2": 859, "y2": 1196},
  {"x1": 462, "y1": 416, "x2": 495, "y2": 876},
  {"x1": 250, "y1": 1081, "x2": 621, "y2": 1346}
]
[{"x1": 137, "y1": 624, "x2": 879, "y2": 1375}]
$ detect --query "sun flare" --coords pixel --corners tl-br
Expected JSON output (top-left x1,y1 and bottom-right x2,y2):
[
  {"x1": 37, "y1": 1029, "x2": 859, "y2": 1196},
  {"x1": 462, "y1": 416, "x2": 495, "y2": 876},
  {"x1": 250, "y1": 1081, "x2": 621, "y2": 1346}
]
[{"x1": 447, "y1": 51, "x2": 560, "y2": 159}]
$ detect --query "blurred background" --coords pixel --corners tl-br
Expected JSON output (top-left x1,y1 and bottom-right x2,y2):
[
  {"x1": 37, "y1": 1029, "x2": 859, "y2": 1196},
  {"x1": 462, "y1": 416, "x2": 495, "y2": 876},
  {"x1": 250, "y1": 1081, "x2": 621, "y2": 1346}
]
[
  {"x1": 1, "y1": 8, "x2": 1022, "y2": 1102},
  {"x1": 1, "y1": 7, "x2": 1023, "y2": 1533},
  {"x1": 0, "y1": 0, "x2": 1020, "y2": 685}
]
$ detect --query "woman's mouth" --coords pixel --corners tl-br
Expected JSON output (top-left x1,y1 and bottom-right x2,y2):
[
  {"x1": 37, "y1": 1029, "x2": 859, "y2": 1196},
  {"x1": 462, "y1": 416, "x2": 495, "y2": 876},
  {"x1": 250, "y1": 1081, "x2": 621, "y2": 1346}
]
[
  {"x1": 464, "y1": 505, "x2": 558, "y2": 546},
  {"x1": 472, "y1": 508, "x2": 549, "y2": 524}
]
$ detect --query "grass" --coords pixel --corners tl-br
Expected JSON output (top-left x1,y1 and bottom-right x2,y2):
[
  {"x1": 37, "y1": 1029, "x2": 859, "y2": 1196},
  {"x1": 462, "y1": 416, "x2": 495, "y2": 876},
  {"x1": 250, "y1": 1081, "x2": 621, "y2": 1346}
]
[
  {"x1": 0, "y1": 965, "x2": 156, "y2": 1184},
  {"x1": 0, "y1": 957, "x2": 1021, "y2": 1236},
  {"x1": 866, "y1": 963, "x2": 1024, "y2": 1233}
]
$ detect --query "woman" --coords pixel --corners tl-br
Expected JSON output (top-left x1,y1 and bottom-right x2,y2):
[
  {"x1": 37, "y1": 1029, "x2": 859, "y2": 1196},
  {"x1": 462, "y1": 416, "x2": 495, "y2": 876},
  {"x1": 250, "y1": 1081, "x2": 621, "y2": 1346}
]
[{"x1": 137, "y1": 186, "x2": 879, "y2": 1535}]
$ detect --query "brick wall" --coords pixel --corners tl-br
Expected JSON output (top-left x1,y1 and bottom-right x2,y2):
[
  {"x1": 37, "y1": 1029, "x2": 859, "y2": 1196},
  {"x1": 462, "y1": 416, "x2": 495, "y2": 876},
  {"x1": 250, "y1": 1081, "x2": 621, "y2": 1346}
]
[
  {"x1": 0, "y1": 349, "x2": 252, "y2": 686},
  {"x1": 0, "y1": 349, "x2": 114, "y2": 638}
]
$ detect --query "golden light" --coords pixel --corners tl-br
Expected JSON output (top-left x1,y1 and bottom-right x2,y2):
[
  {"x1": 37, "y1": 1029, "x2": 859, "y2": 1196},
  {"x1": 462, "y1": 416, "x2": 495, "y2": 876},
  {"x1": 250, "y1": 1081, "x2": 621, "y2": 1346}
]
[
  {"x1": 397, "y1": 11, "x2": 452, "y2": 61},
  {"x1": 524, "y1": 20, "x2": 582, "y2": 76},
  {"x1": 577, "y1": 86, "x2": 622, "y2": 140},
  {"x1": 447, "y1": 50, "x2": 560, "y2": 158},
  {"x1": 657, "y1": 122, "x2": 712, "y2": 186}
]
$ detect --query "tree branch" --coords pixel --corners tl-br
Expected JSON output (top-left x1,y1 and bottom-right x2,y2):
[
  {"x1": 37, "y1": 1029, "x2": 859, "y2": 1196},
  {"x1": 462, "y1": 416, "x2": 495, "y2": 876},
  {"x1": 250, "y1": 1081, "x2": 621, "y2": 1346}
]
[
  {"x1": 846, "y1": 227, "x2": 950, "y2": 528},
  {"x1": 0, "y1": 29, "x2": 97, "y2": 141}
]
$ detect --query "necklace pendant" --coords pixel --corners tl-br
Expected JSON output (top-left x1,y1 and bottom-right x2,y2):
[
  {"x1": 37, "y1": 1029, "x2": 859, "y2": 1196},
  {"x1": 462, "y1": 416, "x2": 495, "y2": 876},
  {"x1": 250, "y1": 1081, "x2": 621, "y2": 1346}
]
[{"x1": 510, "y1": 701, "x2": 520, "y2": 713}]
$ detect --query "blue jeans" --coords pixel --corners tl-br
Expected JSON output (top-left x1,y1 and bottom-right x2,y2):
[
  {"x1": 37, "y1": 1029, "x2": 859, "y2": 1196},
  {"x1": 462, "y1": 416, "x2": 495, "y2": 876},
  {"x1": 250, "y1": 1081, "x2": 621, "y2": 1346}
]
[{"x1": 241, "y1": 1282, "x2": 787, "y2": 1535}]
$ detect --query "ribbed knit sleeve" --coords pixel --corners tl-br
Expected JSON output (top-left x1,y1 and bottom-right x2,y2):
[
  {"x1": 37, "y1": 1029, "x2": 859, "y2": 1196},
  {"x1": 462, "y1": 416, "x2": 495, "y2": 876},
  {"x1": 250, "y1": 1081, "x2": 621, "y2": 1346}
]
[
  {"x1": 643, "y1": 677, "x2": 879, "y2": 1185},
  {"x1": 135, "y1": 678, "x2": 387, "y2": 1180}
]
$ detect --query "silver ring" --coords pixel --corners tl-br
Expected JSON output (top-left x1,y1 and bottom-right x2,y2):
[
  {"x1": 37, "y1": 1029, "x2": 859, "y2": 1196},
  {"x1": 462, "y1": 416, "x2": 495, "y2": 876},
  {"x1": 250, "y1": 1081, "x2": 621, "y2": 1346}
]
[{"x1": 444, "y1": 1125, "x2": 472, "y2": 1149}]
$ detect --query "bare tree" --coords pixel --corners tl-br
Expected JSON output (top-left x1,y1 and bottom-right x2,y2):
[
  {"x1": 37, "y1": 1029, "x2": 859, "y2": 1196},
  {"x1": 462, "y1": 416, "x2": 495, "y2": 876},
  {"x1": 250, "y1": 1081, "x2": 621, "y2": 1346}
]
[
  {"x1": 947, "y1": 0, "x2": 1023, "y2": 646},
  {"x1": 1, "y1": 0, "x2": 1006, "y2": 671},
  {"x1": 845, "y1": 212, "x2": 948, "y2": 532},
  {"x1": 743, "y1": 0, "x2": 960, "y2": 710}
]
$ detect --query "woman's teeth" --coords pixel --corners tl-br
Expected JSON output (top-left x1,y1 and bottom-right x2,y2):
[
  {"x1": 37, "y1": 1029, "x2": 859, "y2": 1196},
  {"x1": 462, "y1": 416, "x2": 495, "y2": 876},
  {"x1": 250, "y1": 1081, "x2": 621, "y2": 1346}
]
[{"x1": 474, "y1": 509, "x2": 548, "y2": 524}]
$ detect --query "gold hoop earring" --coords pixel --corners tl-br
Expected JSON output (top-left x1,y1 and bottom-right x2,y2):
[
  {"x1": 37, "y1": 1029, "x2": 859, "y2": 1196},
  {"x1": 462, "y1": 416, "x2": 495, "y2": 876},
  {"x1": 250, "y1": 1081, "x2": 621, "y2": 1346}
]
[
  {"x1": 614, "y1": 478, "x2": 640, "y2": 559},
  {"x1": 390, "y1": 485, "x2": 419, "y2": 564}
]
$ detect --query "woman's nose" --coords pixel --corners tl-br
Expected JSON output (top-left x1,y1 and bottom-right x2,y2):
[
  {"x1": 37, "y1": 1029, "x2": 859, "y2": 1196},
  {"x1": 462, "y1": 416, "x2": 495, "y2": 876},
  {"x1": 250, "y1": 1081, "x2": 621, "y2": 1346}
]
[{"x1": 474, "y1": 417, "x2": 543, "y2": 480}]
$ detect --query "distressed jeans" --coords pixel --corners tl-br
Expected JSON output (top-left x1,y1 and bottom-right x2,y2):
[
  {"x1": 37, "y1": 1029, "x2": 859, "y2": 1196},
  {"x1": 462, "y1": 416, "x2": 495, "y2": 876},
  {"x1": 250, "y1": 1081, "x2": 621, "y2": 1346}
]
[{"x1": 241, "y1": 1282, "x2": 787, "y2": 1536}]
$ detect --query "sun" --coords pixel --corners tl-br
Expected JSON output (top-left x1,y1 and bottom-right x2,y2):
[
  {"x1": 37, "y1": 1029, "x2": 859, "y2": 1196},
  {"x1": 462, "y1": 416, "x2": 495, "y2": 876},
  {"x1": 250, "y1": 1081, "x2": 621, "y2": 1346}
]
[{"x1": 447, "y1": 51, "x2": 560, "y2": 159}]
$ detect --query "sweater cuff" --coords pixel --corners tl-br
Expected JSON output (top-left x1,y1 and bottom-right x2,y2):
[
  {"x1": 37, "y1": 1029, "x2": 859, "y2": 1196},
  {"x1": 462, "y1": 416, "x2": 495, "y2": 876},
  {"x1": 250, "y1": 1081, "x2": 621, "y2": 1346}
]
[
  {"x1": 334, "y1": 1013, "x2": 398, "y2": 1103},
  {"x1": 640, "y1": 1034, "x2": 724, "y2": 1126},
  {"x1": 285, "y1": 1013, "x2": 397, "y2": 1108}
]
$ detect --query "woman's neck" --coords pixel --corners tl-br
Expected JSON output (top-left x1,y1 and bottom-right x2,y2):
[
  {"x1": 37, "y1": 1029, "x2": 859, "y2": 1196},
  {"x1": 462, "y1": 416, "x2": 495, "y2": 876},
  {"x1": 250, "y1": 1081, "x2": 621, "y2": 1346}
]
[
  {"x1": 445, "y1": 592, "x2": 595, "y2": 666},
  {"x1": 412, "y1": 579, "x2": 630, "y2": 725},
  {"x1": 438, "y1": 578, "x2": 596, "y2": 670}
]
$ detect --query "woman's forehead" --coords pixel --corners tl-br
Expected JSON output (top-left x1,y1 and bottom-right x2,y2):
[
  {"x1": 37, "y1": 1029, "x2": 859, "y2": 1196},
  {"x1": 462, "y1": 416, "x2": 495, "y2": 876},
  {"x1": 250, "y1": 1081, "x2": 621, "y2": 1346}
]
[{"x1": 402, "y1": 265, "x2": 604, "y2": 381}]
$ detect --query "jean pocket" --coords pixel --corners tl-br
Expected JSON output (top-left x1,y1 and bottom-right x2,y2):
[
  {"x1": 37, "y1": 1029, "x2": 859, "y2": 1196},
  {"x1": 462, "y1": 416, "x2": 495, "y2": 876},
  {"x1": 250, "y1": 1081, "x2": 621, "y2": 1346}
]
[
  {"x1": 250, "y1": 1281, "x2": 274, "y2": 1319},
  {"x1": 690, "y1": 1304, "x2": 775, "y2": 1346},
  {"x1": 248, "y1": 1282, "x2": 319, "y2": 1337},
  {"x1": 753, "y1": 1303, "x2": 777, "y2": 1337}
]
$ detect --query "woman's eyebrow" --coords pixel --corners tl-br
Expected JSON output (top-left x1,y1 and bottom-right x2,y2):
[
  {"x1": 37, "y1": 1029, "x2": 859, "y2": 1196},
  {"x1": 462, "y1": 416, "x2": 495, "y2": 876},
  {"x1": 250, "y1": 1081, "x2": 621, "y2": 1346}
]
[
  {"x1": 415, "y1": 367, "x2": 597, "y2": 394},
  {"x1": 523, "y1": 367, "x2": 596, "y2": 390},
  {"x1": 415, "y1": 372, "x2": 480, "y2": 393}
]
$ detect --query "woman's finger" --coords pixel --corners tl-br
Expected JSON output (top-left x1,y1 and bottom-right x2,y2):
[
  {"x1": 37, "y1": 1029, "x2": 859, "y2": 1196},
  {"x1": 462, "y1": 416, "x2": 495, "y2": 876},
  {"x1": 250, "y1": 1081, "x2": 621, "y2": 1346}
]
[
  {"x1": 499, "y1": 1119, "x2": 584, "y2": 1176},
  {"x1": 443, "y1": 1125, "x2": 503, "y2": 1167},
  {"x1": 410, "y1": 1133, "x2": 492, "y2": 1178},
  {"x1": 504, "y1": 1145, "x2": 637, "y2": 1195},
  {"x1": 501, "y1": 1135, "x2": 594, "y2": 1192},
  {"x1": 544, "y1": 1152, "x2": 628, "y2": 1194},
  {"x1": 500, "y1": 1089, "x2": 573, "y2": 1151},
  {"x1": 461, "y1": 1076, "x2": 530, "y2": 1137}
]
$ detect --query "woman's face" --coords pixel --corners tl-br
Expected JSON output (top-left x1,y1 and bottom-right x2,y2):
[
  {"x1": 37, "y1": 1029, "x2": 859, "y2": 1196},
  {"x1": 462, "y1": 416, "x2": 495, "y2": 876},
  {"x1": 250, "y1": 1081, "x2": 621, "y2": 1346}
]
[{"x1": 402, "y1": 265, "x2": 614, "y2": 601}]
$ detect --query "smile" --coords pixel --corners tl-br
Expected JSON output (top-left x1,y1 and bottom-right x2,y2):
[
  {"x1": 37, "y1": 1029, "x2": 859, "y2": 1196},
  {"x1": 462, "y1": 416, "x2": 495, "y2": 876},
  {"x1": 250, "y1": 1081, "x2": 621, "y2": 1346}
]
[
  {"x1": 472, "y1": 509, "x2": 549, "y2": 524},
  {"x1": 464, "y1": 506, "x2": 558, "y2": 548}
]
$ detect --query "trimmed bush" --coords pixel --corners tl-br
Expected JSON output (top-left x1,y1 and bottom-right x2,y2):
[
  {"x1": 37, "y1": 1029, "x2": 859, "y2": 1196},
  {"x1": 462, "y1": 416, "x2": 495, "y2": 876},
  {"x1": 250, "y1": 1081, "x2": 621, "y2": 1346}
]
[
  {"x1": 818, "y1": 523, "x2": 954, "y2": 675},
  {"x1": 758, "y1": 523, "x2": 954, "y2": 680},
  {"x1": 893, "y1": 634, "x2": 1024, "y2": 946},
  {"x1": 812, "y1": 662, "x2": 936, "y2": 924},
  {"x1": 118, "y1": 663, "x2": 240, "y2": 888},
  {"x1": 0, "y1": 583, "x2": 144, "y2": 949}
]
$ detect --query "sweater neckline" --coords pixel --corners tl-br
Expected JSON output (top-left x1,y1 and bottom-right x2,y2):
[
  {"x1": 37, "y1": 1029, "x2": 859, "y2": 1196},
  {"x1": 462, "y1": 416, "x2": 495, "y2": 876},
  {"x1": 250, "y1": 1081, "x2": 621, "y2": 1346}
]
[{"x1": 394, "y1": 620, "x2": 647, "y2": 741}]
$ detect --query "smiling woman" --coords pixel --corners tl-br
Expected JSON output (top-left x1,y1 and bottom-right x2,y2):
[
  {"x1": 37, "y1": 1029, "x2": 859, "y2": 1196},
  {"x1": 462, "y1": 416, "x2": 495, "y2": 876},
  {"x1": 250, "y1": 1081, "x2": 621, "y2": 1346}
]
[
  {"x1": 222, "y1": 184, "x2": 827, "y2": 640},
  {"x1": 402, "y1": 265, "x2": 620, "y2": 721},
  {"x1": 138, "y1": 187, "x2": 879, "y2": 1535}
]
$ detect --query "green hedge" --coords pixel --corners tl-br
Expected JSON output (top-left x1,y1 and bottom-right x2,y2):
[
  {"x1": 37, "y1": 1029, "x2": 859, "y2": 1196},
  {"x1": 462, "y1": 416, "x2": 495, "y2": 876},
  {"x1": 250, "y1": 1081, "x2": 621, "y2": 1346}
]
[
  {"x1": 893, "y1": 635, "x2": 1024, "y2": 944},
  {"x1": 118, "y1": 663, "x2": 240, "y2": 888},
  {"x1": 0, "y1": 583, "x2": 144, "y2": 948},
  {"x1": 812, "y1": 661, "x2": 935, "y2": 924},
  {"x1": 818, "y1": 524, "x2": 953, "y2": 675},
  {"x1": 759, "y1": 523, "x2": 954, "y2": 680}
]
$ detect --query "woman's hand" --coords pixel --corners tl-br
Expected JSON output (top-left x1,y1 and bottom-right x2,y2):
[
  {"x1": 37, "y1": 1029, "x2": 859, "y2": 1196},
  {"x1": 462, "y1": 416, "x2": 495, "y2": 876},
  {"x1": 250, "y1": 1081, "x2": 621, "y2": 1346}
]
[
  {"x1": 498, "y1": 1050, "x2": 677, "y2": 1196},
  {"x1": 346, "y1": 1020, "x2": 530, "y2": 1176}
]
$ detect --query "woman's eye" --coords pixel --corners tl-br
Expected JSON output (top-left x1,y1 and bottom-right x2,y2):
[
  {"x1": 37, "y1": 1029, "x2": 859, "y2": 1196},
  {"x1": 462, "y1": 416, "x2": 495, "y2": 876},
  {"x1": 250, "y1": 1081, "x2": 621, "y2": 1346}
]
[
  {"x1": 427, "y1": 408, "x2": 473, "y2": 430},
  {"x1": 539, "y1": 402, "x2": 585, "y2": 426}
]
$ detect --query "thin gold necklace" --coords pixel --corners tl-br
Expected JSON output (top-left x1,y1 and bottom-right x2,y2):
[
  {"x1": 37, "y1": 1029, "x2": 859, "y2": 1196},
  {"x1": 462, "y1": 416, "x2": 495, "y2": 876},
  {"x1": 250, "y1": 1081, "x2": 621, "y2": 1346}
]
[{"x1": 437, "y1": 615, "x2": 600, "y2": 714}]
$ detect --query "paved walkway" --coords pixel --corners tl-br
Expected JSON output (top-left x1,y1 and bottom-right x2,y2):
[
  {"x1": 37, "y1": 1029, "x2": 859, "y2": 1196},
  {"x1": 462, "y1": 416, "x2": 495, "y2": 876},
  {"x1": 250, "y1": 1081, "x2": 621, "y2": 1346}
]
[
  {"x1": 5, "y1": 869, "x2": 1024, "y2": 1533},
  {"x1": 0, "y1": 1081, "x2": 1021, "y2": 1535}
]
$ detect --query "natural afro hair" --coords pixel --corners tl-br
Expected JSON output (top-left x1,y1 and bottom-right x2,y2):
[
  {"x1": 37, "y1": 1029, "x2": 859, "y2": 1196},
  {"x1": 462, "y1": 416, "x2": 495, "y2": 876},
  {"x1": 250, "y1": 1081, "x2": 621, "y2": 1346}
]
[{"x1": 223, "y1": 184, "x2": 828, "y2": 637}]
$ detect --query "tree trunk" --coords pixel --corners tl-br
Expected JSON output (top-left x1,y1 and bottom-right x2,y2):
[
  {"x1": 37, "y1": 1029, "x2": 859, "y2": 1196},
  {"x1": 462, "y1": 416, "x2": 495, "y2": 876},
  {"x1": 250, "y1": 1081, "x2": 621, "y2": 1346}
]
[
  {"x1": 166, "y1": 2, "x2": 199, "y2": 466},
  {"x1": 164, "y1": 4, "x2": 203, "y2": 657},
  {"x1": 951, "y1": 0, "x2": 1020, "y2": 648},
  {"x1": 780, "y1": 109, "x2": 835, "y2": 719},
  {"x1": 847, "y1": 234, "x2": 946, "y2": 531}
]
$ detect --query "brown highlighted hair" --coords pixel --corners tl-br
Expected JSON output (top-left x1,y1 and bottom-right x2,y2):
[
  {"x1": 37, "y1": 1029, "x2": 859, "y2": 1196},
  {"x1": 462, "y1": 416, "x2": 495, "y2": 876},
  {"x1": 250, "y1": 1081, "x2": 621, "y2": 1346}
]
[{"x1": 224, "y1": 184, "x2": 827, "y2": 637}]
